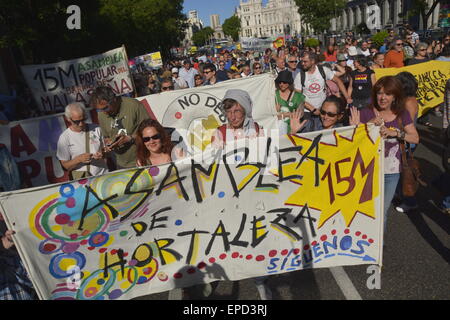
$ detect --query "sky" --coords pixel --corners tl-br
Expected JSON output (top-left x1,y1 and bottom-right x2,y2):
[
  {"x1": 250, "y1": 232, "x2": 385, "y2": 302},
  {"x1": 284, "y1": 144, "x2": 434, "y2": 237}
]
[{"x1": 182, "y1": 0, "x2": 262, "y2": 27}]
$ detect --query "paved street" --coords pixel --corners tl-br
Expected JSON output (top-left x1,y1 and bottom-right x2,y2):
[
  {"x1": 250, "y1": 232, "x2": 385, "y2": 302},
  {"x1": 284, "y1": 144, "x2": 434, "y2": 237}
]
[{"x1": 136, "y1": 112, "x2": 449, "y2": 301}]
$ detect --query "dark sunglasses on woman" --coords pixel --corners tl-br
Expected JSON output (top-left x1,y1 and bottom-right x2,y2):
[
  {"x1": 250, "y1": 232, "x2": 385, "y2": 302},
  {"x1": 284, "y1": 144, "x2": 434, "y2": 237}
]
[
  {"x1": 320, "y1": 109, "x2": 339, "y2": 117},
  {"x1": 142, "y1": 134, "x2": 161, "y2": 142}
]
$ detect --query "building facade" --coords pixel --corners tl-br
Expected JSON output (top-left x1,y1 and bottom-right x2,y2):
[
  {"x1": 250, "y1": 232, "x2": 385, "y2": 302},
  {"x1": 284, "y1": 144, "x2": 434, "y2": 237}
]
[
  {"x1": 236, "y1": 0, "x2": 306, "y2": 39},
  {"x1": 183, "y1": 10, "x2": 204, "y2": 46},
  {"x1": 210, "y1": 14, "x2": 226, "y2": 40},
  {"x1": 331, "y1": 0, "x2": 443, "y2": 34}
]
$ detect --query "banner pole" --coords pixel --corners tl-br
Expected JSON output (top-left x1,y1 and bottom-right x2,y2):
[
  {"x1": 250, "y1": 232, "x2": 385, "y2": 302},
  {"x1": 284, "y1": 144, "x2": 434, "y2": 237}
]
[{"x1": 122, "y1": 44, "x2": 137, "y2": 98}]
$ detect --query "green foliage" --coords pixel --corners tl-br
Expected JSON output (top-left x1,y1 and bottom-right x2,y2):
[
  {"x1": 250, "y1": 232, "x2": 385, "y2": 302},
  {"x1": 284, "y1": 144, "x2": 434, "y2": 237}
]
[
  {"x1": 222, "y1": 15, "x2": 240, "y2": 41},
  {"x1": 372, "y1": 30, "x2": 389, "y2": 48},
  {"x1": 305, "y1": 38, "x2": 320, "y2": 48},
  {"x1": 192, "y1": 27, "x2": 214, "y2": 46},
  {"x1": 294, "y1": 0, "x2": 346, "y2": 33},
  {"x1": 0, "y1": 0, "x2": 186, "y2": 63}
]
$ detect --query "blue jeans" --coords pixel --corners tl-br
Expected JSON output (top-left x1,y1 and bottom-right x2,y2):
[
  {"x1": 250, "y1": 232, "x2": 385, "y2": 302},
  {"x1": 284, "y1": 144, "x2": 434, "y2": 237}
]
[{"x1": 384, "y1": 173, "x2": 400, "y2": 231}]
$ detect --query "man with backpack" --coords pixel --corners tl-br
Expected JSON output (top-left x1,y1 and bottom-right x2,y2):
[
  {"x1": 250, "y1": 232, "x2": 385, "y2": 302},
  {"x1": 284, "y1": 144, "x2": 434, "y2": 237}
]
[{"x1": 294, "y1": 52, "x2": 351, "y2": 116}]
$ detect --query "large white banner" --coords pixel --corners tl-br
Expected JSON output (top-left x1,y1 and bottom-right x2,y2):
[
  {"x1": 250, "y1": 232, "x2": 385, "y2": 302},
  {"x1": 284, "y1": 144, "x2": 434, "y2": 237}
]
[
  {"x1": 0, "y1": 124, "x2": 383, "y2": 300},
  {"x1": 20, "y1": 46, "x2": 133, "y2": 113},
  {"x1": 0, "y1": 74, "x2": 277, "y2": 187}
]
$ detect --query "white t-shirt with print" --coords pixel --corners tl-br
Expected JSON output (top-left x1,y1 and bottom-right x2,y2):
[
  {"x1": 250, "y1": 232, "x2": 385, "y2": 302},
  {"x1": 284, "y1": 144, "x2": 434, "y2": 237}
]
[
  {"x1": 294, "y1": 65, "x2": 335, "y2": 109},
  {"x1": 57, "y1": 124, "x2": 108, "y2": 176}
]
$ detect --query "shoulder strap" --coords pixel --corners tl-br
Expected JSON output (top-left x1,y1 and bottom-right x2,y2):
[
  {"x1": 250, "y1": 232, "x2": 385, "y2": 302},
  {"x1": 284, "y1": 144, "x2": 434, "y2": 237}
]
[
  {"x1": 318, "y1": 64, "x2": 330, "y2": 93},
  {"x1": 85, "y1": 126, "x2": 91, "y2": 175},
  {"x1": 300, "y1": 69, "x2": 305, "y2": 89},
  {"x1": 396, "y1": 116, "x2": 413, "y2": 165}
]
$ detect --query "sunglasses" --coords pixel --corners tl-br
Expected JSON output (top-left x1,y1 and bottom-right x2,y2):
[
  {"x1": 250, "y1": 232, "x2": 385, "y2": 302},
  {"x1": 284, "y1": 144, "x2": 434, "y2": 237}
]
[
  {"x1": 161, "y1": 86, "x2": 174, "y2": 91},
  {"x1": 254, "y1": 66, "x2": 261, "y2": 69},
  {"x1": 204, "y1": 71, "x2": 212, "y2": 74},
  {"x1": 142, "y1": 134, "x2": 161, "y2": 142},
  {"x1": 288, "y1": 60, "x2": 297, "y2": 63},
  {"x1": 320, "y1": 109, "x2": 339, "y2": 117},
  {"x1": 71, "y1": 118, "x2": 87, "y2": 125},
  {"x1": 396, "y1": 43, "x2": 403, "y2": 46}
]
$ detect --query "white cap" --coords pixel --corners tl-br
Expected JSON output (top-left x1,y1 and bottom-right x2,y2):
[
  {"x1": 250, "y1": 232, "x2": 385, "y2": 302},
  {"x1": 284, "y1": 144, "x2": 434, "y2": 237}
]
[{"x1": 171, "y1": 67, "x2": 179, "y2": 73}]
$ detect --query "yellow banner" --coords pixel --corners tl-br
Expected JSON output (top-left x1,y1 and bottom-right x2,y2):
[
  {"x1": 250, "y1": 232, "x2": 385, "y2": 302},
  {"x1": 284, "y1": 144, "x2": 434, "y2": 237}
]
[{"x1": 374, "y1": 60, "x2": 450, "y2": 117}]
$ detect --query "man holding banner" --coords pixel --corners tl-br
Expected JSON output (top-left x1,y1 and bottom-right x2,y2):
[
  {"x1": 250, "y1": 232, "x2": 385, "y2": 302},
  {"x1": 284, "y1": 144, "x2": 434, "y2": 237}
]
[{"x1": 90, "y1": 86, "x2": 149, "y2": 170}]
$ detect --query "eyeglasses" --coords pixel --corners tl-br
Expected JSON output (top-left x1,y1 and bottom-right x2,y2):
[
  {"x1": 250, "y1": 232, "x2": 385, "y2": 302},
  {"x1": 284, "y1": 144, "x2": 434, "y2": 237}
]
[
  {"x1": 288, "y1": 60, "x2": 297, "y2": 63},
  {"x1": 254, "y1": 66, "x2": 261, "y2": 69},
  {"x1": 225, "y1": 109, "x2": 244, "y2": 116},
  {"x1": 396, "y1": 43, "x2": 403, "y2": 46},
  {"x1": 71, "y1": 118, "x2": 87, "y2": 125},
  {"x1": 161, "y1": 86, "x2": 174, "y2": 91},
  {"x1": 204, "y1": 71, "x2": 212, "y2": 74},
  {"x1": 142, "y1": 134, "x2": 161, "y2": 142},
  {"x1": 320, "y1": 109, "x2": 339, "y2": 117}
]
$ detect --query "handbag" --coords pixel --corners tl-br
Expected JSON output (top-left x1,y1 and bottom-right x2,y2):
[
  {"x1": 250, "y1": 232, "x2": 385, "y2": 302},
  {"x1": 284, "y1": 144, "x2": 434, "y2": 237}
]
[{"x1": 397, "y1": 118, "x2": 426, "y2": 197}]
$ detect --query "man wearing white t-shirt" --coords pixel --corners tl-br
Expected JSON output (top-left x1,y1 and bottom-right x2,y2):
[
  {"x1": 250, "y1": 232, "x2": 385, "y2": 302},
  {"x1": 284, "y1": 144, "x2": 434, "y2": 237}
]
[
  {"x1": 57, "y1": 102, "x2": 108, "y2": 180},
  {"x1": 294, "y1": 52, "x2": 350, "y2": 115}
]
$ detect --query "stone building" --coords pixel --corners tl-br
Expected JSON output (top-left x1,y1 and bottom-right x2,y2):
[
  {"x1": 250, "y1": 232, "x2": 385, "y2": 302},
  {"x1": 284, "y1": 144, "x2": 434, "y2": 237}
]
[
  {"x1": 236, "y1": 0, "x2": 306, "y2": 39},
  {"x1": 183, "y1": 10, "x2": 204, "y2": 46},
  {"x1": 331, "y1": 0, "x2": 443, "y2": 34}
]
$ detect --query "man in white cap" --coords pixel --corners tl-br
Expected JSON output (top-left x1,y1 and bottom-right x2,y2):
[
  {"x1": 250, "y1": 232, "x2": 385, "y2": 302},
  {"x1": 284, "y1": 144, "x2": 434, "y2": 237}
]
[{"x1": 171, "y1": 67, "x2": 188, "y2": 90}]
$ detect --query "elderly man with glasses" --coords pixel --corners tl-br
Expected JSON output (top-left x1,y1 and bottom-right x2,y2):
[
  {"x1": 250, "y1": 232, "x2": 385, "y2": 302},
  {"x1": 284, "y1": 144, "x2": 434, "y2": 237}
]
[
  {"x1": 384, "y1": 38, "x2": 405, "y2": 68},
  {"x1": 57, "y1": 102, "x2": 108, "y2": 180},
  {"x1": 286, "y1": 54, "x2": 300, "y2": 80}
]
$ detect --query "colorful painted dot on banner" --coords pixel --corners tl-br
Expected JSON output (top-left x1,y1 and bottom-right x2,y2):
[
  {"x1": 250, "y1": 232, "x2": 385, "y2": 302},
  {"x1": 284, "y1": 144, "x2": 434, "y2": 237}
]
[
  {"x1": 269, "y1": 250, "x2": 277, "y2": 257},
  {"x1": 368, "y1": 239, "x2": 374, "y2": 244},
  {"x1": 219, "y1": 253, "x2": 227, "y2": 260},
  {"x1": 88, "y1": 247, "x2": 95, "y2": 251},
  {"x1": 60, "y1": 184, "x2": 75, "y2": 198},
  {"x1": 303, "y1": 245, "x2": 310, "y2": 250},
  {"x1": 109, "y1": 289, "x2": 123, "y2": 300},
  {"x1": 355, "y1": 231, "x2": 361, "y2": 236},
  {"x1": 80, "y1": 240, "x2": 88, "y2": 245},
  {"x1": 218, "y1": 192, "x2": 225, "y2": 198},
  {"x1": 99, "y1": 248, "x2": 107, "y2": 254},
  {"x1": 311, "y1": 241, "x2": 318, "y2": 246},
  {"x1": 175, "y1": 112, "x2": 182, "y2": 119},
  {"x1": 97, "y1": 279, "x2": 105, "y2": 285},
  {"x1": 174, "y1": 272, "x2": 183, "y2": 279},
  {"x1": 255, "y1": 255, "x2": 265, "y2": 262},
  {"x1": 119, "y1": 231, "x2": 128, "y2": 237},
  {"x1": 281, "y1": 249, "x2": 288, "y2": 256},
  {"x1": 55, "y1": 214, "x2": 70, "y2": 225},
  {"x1": 246, "y1": 254, "x2": 253, "y2": 260},
  {"x1": 65, "y1": 197, "x2": 76, "y2": 208},
  {"x1": 149, "y1": 167, "x2": 160, "y2": 176},
  {"x1": 208, "y1": 257, "x2": 216, "y2": 264},
  {"x1": 321, "y1": 235, "x2": 328, "y2": 241},
  {"x1": 70, "y1": 234, "x2": 78, "y2": 240},
  {"x1": 362, "y1": 235, "x2": 367, "y2": 239},
  {"x1": 157, "y1": 272, "x2": 169, "y2": 282},
  {"x1": 235, "y1": 155, "x2": 242, "y2": 162},
  {"x1": 62, "y1": 243, "x2": 80, "y2": 254},
  {"x1": 111, "y1": 249, "x2": 118, "y2": 255},
  {"x1": 331, "y1": 229, "x2": 337, "y2": 235},
  {"x1": 197, "y1": 262, "x2": 207, "y2": 269},
  {"x1": 43, "y1": 243, "x2": 57, "y2": 252},
  {"x1": 79, "y1": 179, "x2": 88, "y2": 185},
  {"x1": 240, "y1": 255, "x2": 243, "y2": 258},
  {"x1": 88, "y1": 232, "x2": 109, "y2": 247},
  {"x1": 85, "y1": 287, "x2": 98, "y2": 298},
  {"x1": 344, "y1": 229, "x2": 350, "y2": 234},
  {"x1": 143, "y1": 268, "x2": 152, "y2": 275},
  {"x1": 231, "y1": 252, "x2": 239, "y2": 259},
  {"x1": 175, "y1": 220, "x2": 183, "y2": 226},
  {"x1": 137, "y1": 276, "x2": 148, "y2": 284},
  {"x1": 293, "y1": 248, "x2": 300, "y2": 255},
  {"x1": 129, "y1": 259, "x2": 138, "y2": 266},
  {"x1": 123, "y1": 252, "x2": 128, "y2": 257}
]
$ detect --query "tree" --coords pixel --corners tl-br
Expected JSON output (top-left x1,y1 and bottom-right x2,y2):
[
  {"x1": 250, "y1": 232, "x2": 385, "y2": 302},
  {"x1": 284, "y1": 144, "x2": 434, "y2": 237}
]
[
  {"x1": 192, "y1": 27, "x2": 214, "y2": 47},
  {"x1": 294, "y1": 0, "x2": 346, "y2": 34},
  {"x1": 222, "y1": 15, "x2": 241, "y2": 41},
  {"x1": 407, "y1": 0, "x2": 442, "y2": 30},
  {"x1": 0, "y1": 0, "x2": 186, "y2": 63}
]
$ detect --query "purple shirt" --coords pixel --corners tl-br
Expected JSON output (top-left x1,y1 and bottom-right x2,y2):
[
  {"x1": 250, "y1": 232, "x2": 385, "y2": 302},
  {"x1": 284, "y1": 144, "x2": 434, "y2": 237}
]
[{"x1": 360, "y1": 108, "x2": 412, "y2": 174}]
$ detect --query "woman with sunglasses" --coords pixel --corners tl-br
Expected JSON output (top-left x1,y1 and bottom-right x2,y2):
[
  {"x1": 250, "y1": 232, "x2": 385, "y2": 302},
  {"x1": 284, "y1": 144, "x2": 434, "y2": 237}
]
[
  {"x1": 135, "y1": 119, "x2": 179, "y2": 167},
  {"x1": 289, "y1": 95, "x2": 345, "y2": 134},
  {"x1": 384, "y1": 38, "x2": 405, "y2": 68},
  {"x1": 252, "y1": 62, "x2": 263, "y2": 75},
  {"x1": 349, "y1": 76, "x2": 419, "y2": 231}
]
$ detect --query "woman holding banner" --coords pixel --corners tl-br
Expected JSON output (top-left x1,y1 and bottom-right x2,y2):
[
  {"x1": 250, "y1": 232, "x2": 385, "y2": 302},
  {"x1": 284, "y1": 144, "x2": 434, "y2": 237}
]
[{"x1": 349, "y1": 76, "x2": 419, "y2": 231}]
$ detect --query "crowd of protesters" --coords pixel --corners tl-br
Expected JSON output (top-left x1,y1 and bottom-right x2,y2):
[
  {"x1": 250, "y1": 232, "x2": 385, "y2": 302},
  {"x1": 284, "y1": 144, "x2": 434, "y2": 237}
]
[{"x1": 1, "y1": 26, "x2": 450, "y2": 300}]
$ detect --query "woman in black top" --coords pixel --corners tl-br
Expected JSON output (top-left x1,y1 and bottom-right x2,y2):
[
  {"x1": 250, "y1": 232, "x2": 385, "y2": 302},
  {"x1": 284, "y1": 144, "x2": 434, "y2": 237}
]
[{"x1": 348, "y1": 56, "x2": 376, "y2": 110}]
